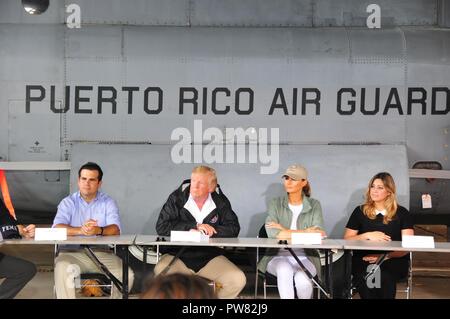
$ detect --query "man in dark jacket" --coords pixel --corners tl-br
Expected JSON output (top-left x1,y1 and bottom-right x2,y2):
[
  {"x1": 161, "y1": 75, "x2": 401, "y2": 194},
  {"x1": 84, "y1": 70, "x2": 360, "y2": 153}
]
[{"x1": 154, "y1": 166, "x2": 246, "y2": 298}]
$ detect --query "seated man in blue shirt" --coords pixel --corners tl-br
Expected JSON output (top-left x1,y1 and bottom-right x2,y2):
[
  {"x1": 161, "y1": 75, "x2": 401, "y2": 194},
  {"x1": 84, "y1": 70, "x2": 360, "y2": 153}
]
[{"x1": 52, "y1": 162, "x2": 134, "y2": 298}]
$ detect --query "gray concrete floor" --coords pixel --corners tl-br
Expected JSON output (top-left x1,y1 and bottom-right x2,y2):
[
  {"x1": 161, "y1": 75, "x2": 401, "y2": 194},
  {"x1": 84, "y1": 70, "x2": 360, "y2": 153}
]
[
  {"x1": 2, "y1": 244, "x2": 450, "y2": 299},
  {"x1": 8, "y1": 269, "x2": 450, "y2": 299}
]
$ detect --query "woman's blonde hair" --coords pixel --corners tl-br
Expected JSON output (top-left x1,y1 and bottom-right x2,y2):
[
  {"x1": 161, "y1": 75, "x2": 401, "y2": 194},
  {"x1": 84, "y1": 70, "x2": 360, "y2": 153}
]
[{"x1": 362, "y1": 172, "x2": 398, "y2": 224}]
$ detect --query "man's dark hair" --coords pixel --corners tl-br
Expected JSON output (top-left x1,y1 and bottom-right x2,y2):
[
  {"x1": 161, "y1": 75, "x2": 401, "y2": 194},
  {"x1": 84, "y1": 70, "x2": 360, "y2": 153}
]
[{"x1": 78, "y1": 162, "x2": 103, "y2": 181}]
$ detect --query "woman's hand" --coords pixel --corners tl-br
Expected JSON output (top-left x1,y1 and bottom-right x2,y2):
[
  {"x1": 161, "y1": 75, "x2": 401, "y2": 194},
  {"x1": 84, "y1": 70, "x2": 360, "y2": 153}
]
[
  {"x1": 364, "y1": 231, "x2": 391, "y2": 241},
  {"x1": 266, "y1": 222, "x2": 286, "y2": 231},
  {"x1": 277, "y1": 230, "x2": 292, "y2": 239},
  {"x1": 304, "y1": 226, "x2": 327, "y2": 237},
  {"x1": 266, "y1": 222, "x2": 291, "y2": 239},
  {"x1": 362, "y1": 254, "x2": 383, "y2": 263}
]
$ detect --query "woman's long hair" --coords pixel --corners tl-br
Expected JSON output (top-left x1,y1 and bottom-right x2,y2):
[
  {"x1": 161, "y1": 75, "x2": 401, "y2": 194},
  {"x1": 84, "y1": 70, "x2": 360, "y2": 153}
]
[
  {"x1": 362, "y1": 172, "x2": 398, "y2": 224},
  {"x1": 303, "y1": 181, "x2": 311, "y2": 197}
]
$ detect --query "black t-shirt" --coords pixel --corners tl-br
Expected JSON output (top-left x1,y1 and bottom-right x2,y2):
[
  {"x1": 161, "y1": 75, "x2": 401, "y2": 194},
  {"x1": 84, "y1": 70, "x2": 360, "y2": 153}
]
[
  {"x1": 1, "y1": 199, "x2": 21, "y2": 261},
  {"x1": 0, "y1": 199, "x2": 17, "y2": 226},
  {"x1": 346, "y1": 205, "x2": 414, "y2": 257}
]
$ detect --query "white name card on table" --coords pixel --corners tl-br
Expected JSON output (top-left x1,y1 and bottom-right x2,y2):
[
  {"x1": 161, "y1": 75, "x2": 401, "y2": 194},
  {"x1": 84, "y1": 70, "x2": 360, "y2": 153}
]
[
  {"x1": 402, "y1": 235, "x2": 435, "y2": 248},
  {"x1": 170, "y1": 230, "x2": 209, "y2": 242},
  {"x1": 291, "y1": 232, "x2": 322, "y2": 245},
  {"x1": 35, "y1": 228, "x2": 67, "y2": 241},
  {"x1": 421, "y1": 194, "x2": 432, "y2": 209}
]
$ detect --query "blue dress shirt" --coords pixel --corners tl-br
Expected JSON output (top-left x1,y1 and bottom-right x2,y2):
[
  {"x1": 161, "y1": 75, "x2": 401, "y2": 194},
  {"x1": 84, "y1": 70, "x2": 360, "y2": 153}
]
[{"x1": 53, "y1": 191, "x2": 121, "y2": 232}]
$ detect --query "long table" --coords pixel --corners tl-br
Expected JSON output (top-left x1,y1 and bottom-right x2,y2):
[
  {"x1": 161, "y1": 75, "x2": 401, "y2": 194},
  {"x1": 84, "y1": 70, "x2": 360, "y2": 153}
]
[
  {"x1": 338, "y1": 239, "x2": 450, "y2": 253},
  {"x1": 136, "y1": 236, "x2": 343, "y2": 298},
  {"x1": 2, "y1": 235, "x2": 342, "y2": 298},
  {"x1": 3, "y1": 236, "x2": 450, "y2": 299}
]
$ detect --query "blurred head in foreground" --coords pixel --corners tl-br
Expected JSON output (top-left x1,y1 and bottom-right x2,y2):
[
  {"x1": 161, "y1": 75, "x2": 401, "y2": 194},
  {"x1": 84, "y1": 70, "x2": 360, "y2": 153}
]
[{"x1": 141, "y1": 273, "x2": 217, "y2": 299}]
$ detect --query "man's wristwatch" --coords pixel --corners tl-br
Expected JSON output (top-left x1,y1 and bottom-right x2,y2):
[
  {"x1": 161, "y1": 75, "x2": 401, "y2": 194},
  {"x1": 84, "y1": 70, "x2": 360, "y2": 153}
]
[{"x1": 99, "y1": 227, "x2": 104, "y2": 236}]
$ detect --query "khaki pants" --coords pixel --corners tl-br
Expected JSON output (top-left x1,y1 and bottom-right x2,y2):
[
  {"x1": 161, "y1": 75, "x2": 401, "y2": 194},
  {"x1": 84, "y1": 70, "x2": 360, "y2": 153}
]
[
  {"x1": 54, "y1": 251, "x2": 134, "y2": 299},
  {"x1": 154, "y1": 254, "x2": 246, "y2": 299}
]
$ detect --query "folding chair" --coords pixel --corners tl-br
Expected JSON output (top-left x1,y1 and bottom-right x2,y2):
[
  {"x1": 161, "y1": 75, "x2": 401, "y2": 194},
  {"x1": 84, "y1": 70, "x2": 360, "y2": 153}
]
[
  {"x1": 349, "y1": 252, "x2": 413, "y2": 299},
  {"x1": 396, "y1": 252, "x2": 413, "y2": 299},
  {"x1": 254, "y1": 225, "x2": 268, "y2": 298},
  {"x1": 53, "y1": 244, "x2": 116, "y2": 298},
  {"x1": 254, "y1": 225, "x2": 321, "y2": 299}
]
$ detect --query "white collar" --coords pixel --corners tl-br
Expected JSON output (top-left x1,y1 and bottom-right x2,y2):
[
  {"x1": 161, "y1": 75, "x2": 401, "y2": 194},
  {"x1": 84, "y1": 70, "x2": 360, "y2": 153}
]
[
  {"x1": 184, "y1": 193, "x2": 216, "y2": 224},
  {"x1": 375, "y1": 209, "x2": 386, "y2": 216}
]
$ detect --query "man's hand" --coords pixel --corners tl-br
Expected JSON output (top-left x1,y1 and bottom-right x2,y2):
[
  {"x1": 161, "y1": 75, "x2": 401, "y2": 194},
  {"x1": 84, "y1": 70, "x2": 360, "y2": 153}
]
[
  {"x1": 81, "y1": 219, "x2": 100, "y2": 236},
  {"x1": 20, "y1": 224, "x2": 36, "y2": 238},
  {"x1": 196, "y1": 223, "x2": 217, "y2": 236}
]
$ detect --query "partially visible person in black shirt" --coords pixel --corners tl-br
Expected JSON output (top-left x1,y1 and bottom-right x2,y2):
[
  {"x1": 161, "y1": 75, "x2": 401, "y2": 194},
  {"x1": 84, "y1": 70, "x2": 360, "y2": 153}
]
[
  {"x1": 0, "y1": 198, "x2": 37, "y2": 299},
  {"x1": 344, "y1": 172, "x2": 414, "y2": 299}
]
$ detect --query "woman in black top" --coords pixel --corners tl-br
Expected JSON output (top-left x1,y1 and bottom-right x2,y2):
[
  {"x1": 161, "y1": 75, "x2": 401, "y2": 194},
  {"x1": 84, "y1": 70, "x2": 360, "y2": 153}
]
[
  {"x1": 344, "y1": 172, "x2": 414, "y2": 299},
  {"x1": 0, "y1": 198, "x2": 37, "y2": 299}
]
